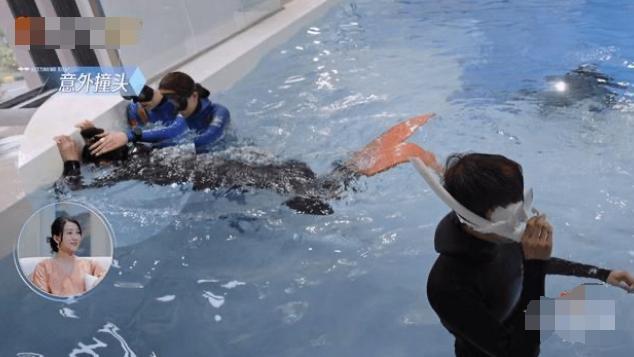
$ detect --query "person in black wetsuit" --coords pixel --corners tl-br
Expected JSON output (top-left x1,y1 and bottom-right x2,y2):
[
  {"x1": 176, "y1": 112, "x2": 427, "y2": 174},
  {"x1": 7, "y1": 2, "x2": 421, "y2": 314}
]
[
  {"x1": 542, "y1": 64, "x2": 626, "y2": 109},
  {"x1": 53, "y1": 127, "x2": 358, "y2": 215},
  {"x1": 426, "y1": 153, "x2": 634, "y2": 357}
]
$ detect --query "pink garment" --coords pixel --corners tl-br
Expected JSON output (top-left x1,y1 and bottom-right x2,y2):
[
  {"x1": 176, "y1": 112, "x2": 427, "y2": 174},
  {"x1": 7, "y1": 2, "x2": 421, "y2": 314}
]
[{"x1": 31, "y1": 257, "x2": 106, "y2": 297}]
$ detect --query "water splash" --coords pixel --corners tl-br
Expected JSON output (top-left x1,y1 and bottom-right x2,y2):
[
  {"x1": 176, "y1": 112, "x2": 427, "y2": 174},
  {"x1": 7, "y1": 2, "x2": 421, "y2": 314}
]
[
  {"x1": 69, "y1": 338, "x2": 107, "y2": 357},
  {"x1": 221, "y1": 281, "x2": 246, "y2": 289},
  {"x1": 98, "y1": 323, "x2": 137, "y2": 357},
  {"x1": 202, "y1": 291, "x2": 225, "y2": 308},
  {"x1": 59, "y1": 307, "x2": 79, "y2": 319},
  {"x1": 156, "y1": 295, "x2": 175, "y2": 302},
  {"x1": 277, "y1": 301, "x2": 309, "y2": 325}
]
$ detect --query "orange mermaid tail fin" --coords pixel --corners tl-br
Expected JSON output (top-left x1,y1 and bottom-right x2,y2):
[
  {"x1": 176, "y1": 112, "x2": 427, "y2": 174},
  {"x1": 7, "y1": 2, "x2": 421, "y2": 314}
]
[{"x1": 348, "y1": 113, "x2": 443, "y2": 176}]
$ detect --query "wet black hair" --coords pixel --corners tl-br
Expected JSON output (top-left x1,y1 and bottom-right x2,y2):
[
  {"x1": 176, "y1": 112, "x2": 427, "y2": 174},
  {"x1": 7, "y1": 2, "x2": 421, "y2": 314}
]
[
  {"x1": 80, "y1": 127, "x2": 129, "y2": 164},
  {"x1": 442, "y1": 153, "x2": 524, "y2": 218},
  {"x1": 194, "y1": 83, "x2": 210, "y2": 99},
  {"x1": 122, "y1": 84, "x2": 154, "y2": 103},
  {"x1": 80, "y1": 127, "x2": 104, "y2": 141},
  {"x1": 159, "y1": 72, "x2": 210, "y2": 110},
  {"x1": 48, "y1": 216, "x2": 82, "y2": 253}
]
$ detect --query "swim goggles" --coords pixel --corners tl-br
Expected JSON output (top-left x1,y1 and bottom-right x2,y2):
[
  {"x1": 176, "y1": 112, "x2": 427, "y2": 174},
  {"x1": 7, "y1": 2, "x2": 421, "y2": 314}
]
[{"x1": 410, "y1": 157, "x2": 539, "y2": 242}]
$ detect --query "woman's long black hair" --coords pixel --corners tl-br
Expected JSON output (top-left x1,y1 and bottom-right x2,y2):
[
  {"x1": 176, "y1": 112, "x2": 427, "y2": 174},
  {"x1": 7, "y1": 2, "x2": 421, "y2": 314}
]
[
  {"x1": 48, "y1": 216, "x2": 82, "y2": 253},
  {"x1": 159, "y1": 72, "x2": 210, "y2": 99}
]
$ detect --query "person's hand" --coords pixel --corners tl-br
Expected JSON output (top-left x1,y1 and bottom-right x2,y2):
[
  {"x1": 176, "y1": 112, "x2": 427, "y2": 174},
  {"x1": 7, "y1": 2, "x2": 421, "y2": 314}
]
[
  {"x1": 75, "y1": 120, "x2": 94, "y2": 130},
  {"x1": 89, "y1": 131, "x2": 128, "y2": 156},
  {"x1": 54, "y1": 135, "x2": 79, "y2": 162},
  {"x1": 606, "y1": 270, "x2": 634, "y2": 292},
  {"x1": 521, "y1": 215, "x2": 553, "y2": 260}
]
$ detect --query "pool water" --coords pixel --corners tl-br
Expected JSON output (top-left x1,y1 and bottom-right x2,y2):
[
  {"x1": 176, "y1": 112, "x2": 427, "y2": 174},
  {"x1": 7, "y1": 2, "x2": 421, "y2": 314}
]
[{"x1": 3, "y1": 0, "x2": 634, "y2": 355}]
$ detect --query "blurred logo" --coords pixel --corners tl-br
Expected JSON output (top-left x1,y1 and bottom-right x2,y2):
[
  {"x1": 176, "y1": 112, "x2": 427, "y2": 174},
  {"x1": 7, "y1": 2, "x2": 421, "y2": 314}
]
[
  {"x1": 526, "y1": 283, "x2": 616, "y2": 344},
  {"x1": 15, "y1": 17, "x2": 141, "y2": 49}
]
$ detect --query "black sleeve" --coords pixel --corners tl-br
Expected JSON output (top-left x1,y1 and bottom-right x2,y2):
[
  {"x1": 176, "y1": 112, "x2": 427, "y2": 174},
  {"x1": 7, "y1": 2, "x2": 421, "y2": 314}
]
[
  {"x1": 427, "y1": 260, "x2": 546, "y2": 357},
  {"x1": 545, "y1": 257, "x2": 611, "y2": 282},
  {"x1": 57, "y1": 160, "x2": 84, "y2": 191},
  {"x1": 519, "y1": 260, "x2": 546, "y2": 307},
  {"x1": 58, "y1": 159, "x2": 141, "y2": 192},
  {"x1": 63, "y1": 160, "x2": 81, "y2": 177},
  {"x1": 495, "y1": 260, "x2": 546, "y2": 357}
]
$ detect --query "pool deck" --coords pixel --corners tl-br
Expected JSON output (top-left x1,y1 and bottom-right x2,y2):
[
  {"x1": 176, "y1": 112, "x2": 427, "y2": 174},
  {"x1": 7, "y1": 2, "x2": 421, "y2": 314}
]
[{"x1": 0, "y1": 0, "x2": 339, "y2": 259}]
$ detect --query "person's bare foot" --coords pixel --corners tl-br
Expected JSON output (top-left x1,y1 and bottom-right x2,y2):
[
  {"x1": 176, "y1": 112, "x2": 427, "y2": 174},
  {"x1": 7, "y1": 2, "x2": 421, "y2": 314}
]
[{"x1": 54, "y1": 135, "x2": 79, "y2": 162}]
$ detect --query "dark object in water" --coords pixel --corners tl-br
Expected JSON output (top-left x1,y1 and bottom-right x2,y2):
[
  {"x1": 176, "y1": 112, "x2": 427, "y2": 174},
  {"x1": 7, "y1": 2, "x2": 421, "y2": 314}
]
[
  {"x1": 542, "y1": 64, "x2": 626, "y2": 109},
  {"x1": 284, "y1": 196, "x2": 334, "y2": 215}
]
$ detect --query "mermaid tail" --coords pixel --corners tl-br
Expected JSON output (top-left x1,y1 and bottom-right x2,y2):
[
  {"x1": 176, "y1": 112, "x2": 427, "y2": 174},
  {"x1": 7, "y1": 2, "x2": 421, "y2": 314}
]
[{"x1": 348, "y1": 113, "x2": 443, "y2": 176}]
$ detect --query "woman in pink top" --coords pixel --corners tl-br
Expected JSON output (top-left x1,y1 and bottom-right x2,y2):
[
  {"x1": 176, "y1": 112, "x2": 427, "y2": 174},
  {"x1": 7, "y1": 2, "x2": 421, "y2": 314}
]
[{"x1": 30, "y1": 217, "x2": 105, "y2": 297}]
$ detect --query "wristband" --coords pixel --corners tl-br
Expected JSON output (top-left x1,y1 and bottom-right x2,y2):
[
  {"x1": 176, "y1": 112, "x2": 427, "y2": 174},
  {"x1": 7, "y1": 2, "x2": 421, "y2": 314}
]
[{"x1": 131, "y1": 127, "x2": 143, "y2": 142}]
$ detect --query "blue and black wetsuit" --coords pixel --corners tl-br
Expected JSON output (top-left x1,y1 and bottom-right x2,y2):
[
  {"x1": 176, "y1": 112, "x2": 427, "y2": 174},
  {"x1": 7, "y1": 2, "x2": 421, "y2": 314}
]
[
  {"x1": 126, "y1": 97, "x2": 185, "y2": 144},
  {"x1": 126, "y1": 97, "x2": 230, "y2": 153},
  {"x1": 126, "y1": 96, "x2": 178, "y2": 127},
  {"x1": 184, "y1": 98, "x2": 231, "y2": 153}
]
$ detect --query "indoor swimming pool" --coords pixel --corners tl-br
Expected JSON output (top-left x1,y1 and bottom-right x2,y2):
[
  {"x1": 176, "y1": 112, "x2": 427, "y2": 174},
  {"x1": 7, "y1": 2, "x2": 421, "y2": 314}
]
[{"x1": 3, "y1": 0, "x2": 634, "y2": 355}]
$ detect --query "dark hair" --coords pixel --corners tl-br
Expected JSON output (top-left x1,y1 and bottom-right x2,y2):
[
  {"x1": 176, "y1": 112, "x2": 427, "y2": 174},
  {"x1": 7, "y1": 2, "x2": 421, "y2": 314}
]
[
  {"x1": 442, "y1": 153, "x2": 524, "y2": 218},
  {"x1": 48, "y1": 216, "x2": 82, "y2": 253},
  {"x1": 159, "y1": 71, "x2": 210, "y2": 99},
  {"x1": 80, "y1": 126, "x2": 104, "y2": 140},
  {"x1": 194, "y1": 83, "x2": 210, "y2": 99},
  {"x1": 80, "y1": 127, "x2": 129, "y2": 164}
]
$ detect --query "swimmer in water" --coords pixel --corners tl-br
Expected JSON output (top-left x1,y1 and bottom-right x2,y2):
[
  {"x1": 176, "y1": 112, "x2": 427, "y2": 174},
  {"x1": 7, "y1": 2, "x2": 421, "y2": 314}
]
[
  {"x1": 426, "y1": 154, "x2": 634, "y2": 356},
  {"x1": 89, "y1": 72, "x2": 231, "y2": 155},
  {"x1": 539, "y1": 64, "x2": 627, "y2": 110},
  {"x1": 53, "y1": 115, "x2": 438, "y2": 215}
]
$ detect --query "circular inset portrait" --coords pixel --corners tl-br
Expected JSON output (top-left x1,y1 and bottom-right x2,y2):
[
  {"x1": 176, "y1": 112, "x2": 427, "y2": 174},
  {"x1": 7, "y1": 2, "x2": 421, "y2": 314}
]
[{"x1": 15, "y1": 202, "x2": 114, "y2": 299}]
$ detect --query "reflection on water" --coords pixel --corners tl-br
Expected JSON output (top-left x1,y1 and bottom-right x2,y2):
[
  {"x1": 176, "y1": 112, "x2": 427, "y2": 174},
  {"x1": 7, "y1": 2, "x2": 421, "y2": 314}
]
[{"x1": 67, "y1": 322, "x2": 137, "y2": 357}]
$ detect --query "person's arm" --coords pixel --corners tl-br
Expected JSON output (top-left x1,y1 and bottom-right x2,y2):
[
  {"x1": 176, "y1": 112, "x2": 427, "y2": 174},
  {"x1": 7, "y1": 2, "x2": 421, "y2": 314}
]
[
  {"x1": 520, "y1": 260, "x2": 547, "y2": 305},
  {"x1": 127, "y1": 116, "x2": 188, "y2": 143},
  {"x1": 126, "y1": 102, "x2": 144, "y2": 128},
  {"x1": 90, "y1": 260, "x2": 106, "y2": 278},
  {"x1": 31, "y1": 262, "x2": 50, "y2": 293},
  {"x1": 507, "y1": 259, "x2": 546, "y2": 349},
  {"x1": 513, "y1": 215, "x2": 551, "y2": 311},
  {"x1": 62, "y1": 160, "x2": 81, "y2": 177},
  {"x1": 501, "y1": 216, "x2": 553, "y2": 355},
  {"x1": 193, "y1": 105, "x2": 230, "y2": 152},
  {"x1": 546, "y1": 257, "x2": 611, "y2": 282},
  {"x1": 54, "y1": 135, "x2": 84, "y2": 190},
  {"x1": 547, "y1": 257, "x2": 634, "y2": 291}
]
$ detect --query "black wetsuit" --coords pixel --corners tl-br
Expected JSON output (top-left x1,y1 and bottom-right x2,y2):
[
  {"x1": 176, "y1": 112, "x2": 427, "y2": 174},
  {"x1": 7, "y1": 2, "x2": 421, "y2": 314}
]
[
  {"x1": 538, "y1": 64, "x2": 626, "y2": 110},
  {"x1": 59, "y1": 145, "x2": 358, "y2": 215},
  {"x1": 427, "y1": 212, "x2": 611, "y2": 357}
]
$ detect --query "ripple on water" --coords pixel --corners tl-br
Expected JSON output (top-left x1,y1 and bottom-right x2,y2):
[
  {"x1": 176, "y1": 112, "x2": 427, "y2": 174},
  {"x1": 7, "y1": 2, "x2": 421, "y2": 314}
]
[{"x1": 277, "y1": 301, "x2": 309, "y2": 325}]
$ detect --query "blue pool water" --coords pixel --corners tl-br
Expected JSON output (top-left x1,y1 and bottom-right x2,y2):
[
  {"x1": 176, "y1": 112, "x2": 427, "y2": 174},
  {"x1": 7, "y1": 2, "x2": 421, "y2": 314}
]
[{"x1": 3, "y1": 0, "x2": 634, "y2": 355}]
